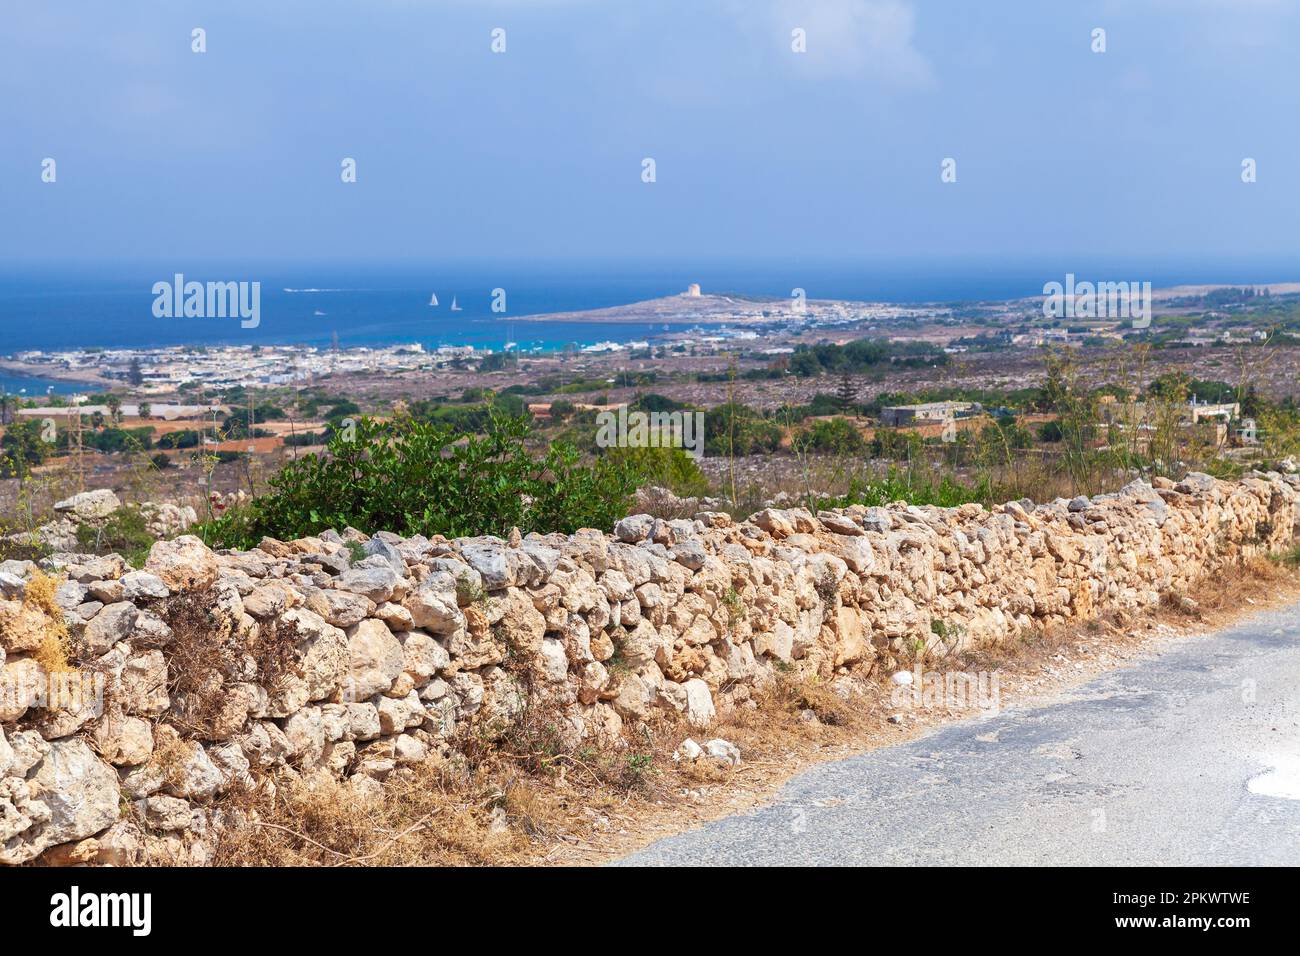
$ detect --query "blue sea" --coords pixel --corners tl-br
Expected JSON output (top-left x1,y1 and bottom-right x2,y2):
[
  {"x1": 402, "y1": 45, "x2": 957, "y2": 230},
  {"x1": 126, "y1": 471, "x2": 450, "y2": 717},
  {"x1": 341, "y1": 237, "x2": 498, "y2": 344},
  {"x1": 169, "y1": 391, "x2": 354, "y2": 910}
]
[
  {"x1": 1, "y1": 258, "x2": 1295, "y2": 361},
  {"x1": 0, "y1": 372, "x2": 88, "y2": 397}
]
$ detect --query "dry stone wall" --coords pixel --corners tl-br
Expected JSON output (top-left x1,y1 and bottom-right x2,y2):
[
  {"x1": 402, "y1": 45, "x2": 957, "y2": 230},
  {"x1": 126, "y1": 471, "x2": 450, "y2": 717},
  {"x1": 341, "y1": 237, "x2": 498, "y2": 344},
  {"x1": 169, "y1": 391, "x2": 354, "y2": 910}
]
[{"x1": 1, "y1": 471, "x2": 1297, "y2": 865}]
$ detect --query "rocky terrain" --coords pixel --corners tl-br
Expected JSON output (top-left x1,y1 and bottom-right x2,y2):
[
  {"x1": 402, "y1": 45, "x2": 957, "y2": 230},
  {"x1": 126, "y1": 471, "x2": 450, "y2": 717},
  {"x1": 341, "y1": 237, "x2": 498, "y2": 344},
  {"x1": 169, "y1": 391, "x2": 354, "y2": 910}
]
[{"x1": 1, "y1": 471, "x2": 1297, "y2": 866}]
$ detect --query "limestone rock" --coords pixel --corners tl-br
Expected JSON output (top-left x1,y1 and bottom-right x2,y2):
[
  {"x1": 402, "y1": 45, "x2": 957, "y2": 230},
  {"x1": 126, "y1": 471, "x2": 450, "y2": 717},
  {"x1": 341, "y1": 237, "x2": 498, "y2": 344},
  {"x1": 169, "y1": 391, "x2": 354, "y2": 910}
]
[
  {"x1": 145, "y1": 795, "x2": 194, "y2": 831},
  {"x1": 91, "y1": 712, "x2": 155, "y2": 766},
  {"x1": 54, "y1": 489, "x2": 121, "y2": 521},
  {"x1": 672, "y1": 738, "x2": 704, "y2": 762},
  {"x1": 396, "y1": 630, "x2": 450, "y2": 682},
  {"x1": 683, "y1": 678, "x2": 716, "y2": 728},
  {"x1": 494, "y1": 587, "x2": 545, "y2": 657},
  {"x1": 0, "y1": 738, "x2": 120, "y2": 865},
  {"x1": 336, "y1": 562, "x2": 407, "y2": 604},
  {"x1": 403, "y1": 577, "x2": 464, "y2": 634},
  {"x1": 614, "y1": 514, "x2": 655, "y2": 543},
  {"x1": 118, "y1": 650, "x2": 170, "y2": 716},
  {"x1": 703, "y1": 738, "x2": 741, "y2": 767},
  {"x1": 81, "y1": 601, "x2": 139, "y2": 656},
  {"x1": 343, "y1": 619, "x2": 404, "y2": 701},
  {"x1": 145, "y1": 536, "x2": 220, "y2": 591},
  {"x1": 120, "y1": 570, "x2": 170, "y2": 601},
  {"x1": 162, "y1": 741, "x2": 224, "y2": 801}
]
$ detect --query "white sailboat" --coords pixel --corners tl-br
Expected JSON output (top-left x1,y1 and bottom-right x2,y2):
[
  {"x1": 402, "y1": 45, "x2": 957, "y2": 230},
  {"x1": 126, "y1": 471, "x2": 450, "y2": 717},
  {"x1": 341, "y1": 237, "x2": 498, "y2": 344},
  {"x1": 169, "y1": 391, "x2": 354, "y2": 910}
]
[
  {"x1": 450, "y1": 297, "x2": 462, "y2": 312},
  {"x1": 429, "y1": 293, "x2": 439, "y2": 306}
]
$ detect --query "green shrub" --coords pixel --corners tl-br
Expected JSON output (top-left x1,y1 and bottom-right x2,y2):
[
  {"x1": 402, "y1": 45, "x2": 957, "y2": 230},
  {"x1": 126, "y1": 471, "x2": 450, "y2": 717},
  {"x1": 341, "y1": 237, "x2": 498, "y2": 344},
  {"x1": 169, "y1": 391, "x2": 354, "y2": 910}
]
[
  {"x1": 630, "y1": 393, "x2": 684, "y2": 413},
  {"x1": 604, "y1": 446, "x2": 710, "y2": 498},
  {"x1": 159, "y1": 429, "x2": 203, "y2": 450},
  {"x1": 0, "y1": 420, "x2": 51, "y2": 479},
  {"x1": 63, "y1": 426, "x2": 155, "y2": 453},
  {"x1": 817, "y1": 469, "x2": 993, "y2": 510},
  {"x1": 198, "y1": 414, "x2": 642, "y2": 549},
  {"x1": 704, "y1": 403, "x2": 783, "y2": 457},
  {"x1": 76, "y1": 506, "x2": 155, "y2": 568},
  {"x1": 794, "y1": 417, "x2": 867, "y2": 455}
]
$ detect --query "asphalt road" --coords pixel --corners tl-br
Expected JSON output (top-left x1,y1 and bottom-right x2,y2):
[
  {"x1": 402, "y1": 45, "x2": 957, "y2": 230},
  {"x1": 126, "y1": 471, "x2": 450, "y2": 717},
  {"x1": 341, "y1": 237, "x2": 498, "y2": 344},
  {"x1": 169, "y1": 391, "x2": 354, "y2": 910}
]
[{"x1": 619, "y1": 601, "x2": 1300, "y2": 866}]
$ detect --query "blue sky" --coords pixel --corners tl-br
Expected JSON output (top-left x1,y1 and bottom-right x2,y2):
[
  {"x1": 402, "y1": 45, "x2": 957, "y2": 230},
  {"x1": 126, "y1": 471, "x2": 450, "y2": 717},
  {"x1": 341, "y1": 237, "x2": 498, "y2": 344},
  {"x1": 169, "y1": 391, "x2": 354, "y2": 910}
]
[{"x1": 3, "y1": 0, "x2": 1299, "y2": 266}]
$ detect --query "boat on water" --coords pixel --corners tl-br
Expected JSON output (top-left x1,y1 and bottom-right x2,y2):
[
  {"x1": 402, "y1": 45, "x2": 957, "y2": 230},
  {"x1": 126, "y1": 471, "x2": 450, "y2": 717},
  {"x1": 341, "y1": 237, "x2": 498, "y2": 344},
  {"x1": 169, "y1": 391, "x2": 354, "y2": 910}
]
[
  {"x1": 450, "y1": 297, "x2": 462, "y2": 311},
  {"x1": 429, "y1": 293, "x2": 439, "y2": 306}
]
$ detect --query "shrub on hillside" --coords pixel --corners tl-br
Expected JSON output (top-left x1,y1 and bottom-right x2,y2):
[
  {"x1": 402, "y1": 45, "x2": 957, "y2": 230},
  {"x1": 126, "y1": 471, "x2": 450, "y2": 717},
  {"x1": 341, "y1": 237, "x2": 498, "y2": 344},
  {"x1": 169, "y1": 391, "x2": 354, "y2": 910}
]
[
  {"x1": 703, "y1": 403, "x2": 783, "y2": 457},
  {"x1": 158, "y1": 429, "x2": 203, "y2": 450},
  {"x1": 198, "y1": 414, "x2": 643, "y2": 548},
  {"x1": 604, "y1": 446, "x2": 710, "y2": 498},
  {"x1": 76, "y1": 506, "x2": 156, "y2": 567},
  {"x1": 0, "y1": 420, "x2": 51, "y2": 479},
  {"x1": 794, "y1": 417, "x2": 867, "y2": 455}
]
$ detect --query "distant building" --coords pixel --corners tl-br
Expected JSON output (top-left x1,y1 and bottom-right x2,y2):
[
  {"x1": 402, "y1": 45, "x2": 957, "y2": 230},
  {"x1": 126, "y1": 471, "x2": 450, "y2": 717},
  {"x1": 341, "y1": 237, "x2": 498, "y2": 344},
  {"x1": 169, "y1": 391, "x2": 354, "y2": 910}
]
[
  {"x1": 1187, "y1": 399, "x2": 1239, "y2": 423},
  {"x1": 880, "y1": 401, "x2": 982, "y2": 427},
  {"x1": 17, "y1": 403, "x2": 224, "y2": 421},
  {"x1": 685, "y1": 283, "x2": 701, "y2": 297},
  {"x1": 1100, "y1": 397, "x2": 1239, "y2": 426}
]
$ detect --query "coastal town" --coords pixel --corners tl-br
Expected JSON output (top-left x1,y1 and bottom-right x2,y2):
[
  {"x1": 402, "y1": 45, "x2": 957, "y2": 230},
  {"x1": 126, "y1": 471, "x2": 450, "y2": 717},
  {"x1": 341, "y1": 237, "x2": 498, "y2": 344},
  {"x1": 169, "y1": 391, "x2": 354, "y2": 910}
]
[
  {"x1": 4, "y1": 280, "x2": 1298, "y2": 401},
  {"x1": 2, "y1": 279, "x2": 1296, "y2": 526}
]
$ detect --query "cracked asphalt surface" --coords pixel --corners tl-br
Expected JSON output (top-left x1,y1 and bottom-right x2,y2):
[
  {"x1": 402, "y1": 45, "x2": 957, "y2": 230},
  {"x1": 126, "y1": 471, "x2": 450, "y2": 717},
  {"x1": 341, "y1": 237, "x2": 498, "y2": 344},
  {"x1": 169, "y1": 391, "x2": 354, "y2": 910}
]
[{"x1": 618, "y1": 602, "x2": 1300, "y2": 866}]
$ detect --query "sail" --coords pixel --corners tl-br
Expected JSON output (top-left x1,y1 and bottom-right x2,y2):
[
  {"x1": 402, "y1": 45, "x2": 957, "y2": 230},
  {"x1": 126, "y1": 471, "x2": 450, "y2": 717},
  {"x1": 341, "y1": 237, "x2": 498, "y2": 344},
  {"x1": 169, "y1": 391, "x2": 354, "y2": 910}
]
[{"x1": 429, "y1": 293, "x2": 439, "y2": 306}]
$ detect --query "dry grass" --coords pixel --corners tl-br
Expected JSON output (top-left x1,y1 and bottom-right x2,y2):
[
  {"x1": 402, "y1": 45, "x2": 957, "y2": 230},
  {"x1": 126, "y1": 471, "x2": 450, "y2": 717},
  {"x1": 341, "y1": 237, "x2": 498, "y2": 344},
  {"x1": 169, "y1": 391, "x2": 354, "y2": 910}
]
[
  {"x1": 212, "y1": 761, "x2": 527, "y2": 867},
  {"x1": 204, "y1": 662, "x2": 895, "y2": 867},
  {"x1": 23, "y1": 571, "x2": 74, "y2": 674},
  {"x1": 158, "y1": 588, "x2": 303, "y2": 737}
]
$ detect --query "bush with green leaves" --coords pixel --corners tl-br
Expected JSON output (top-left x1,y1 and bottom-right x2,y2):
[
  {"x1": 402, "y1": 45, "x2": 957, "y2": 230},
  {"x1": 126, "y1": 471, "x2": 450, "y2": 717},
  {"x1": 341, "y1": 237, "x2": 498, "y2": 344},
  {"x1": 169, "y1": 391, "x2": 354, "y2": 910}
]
[
  {"x1": 158, "y1": 429, "x2": 203, "y2": 450},
  {"x1": 198, "y1": 414, "x2": 643, "y2": 549},
  {"x1": 794, "y1": 417, "x2": 867, "y2": 455},
  {"x1": 603, "y1": 445, "x2": 710, "y2": 498},
  {"x1": 0, "y1": 420, "x2": 51, "y2": 479},
  {"x1": 822, "y1": 470, "x2": 994, "y2": 510},
  {"x1": 704, "y1": 403, "x2": 783, "y2": 457},
  {"x1": 76, "y1": 506, "x2": 156, "y2": 568}
]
